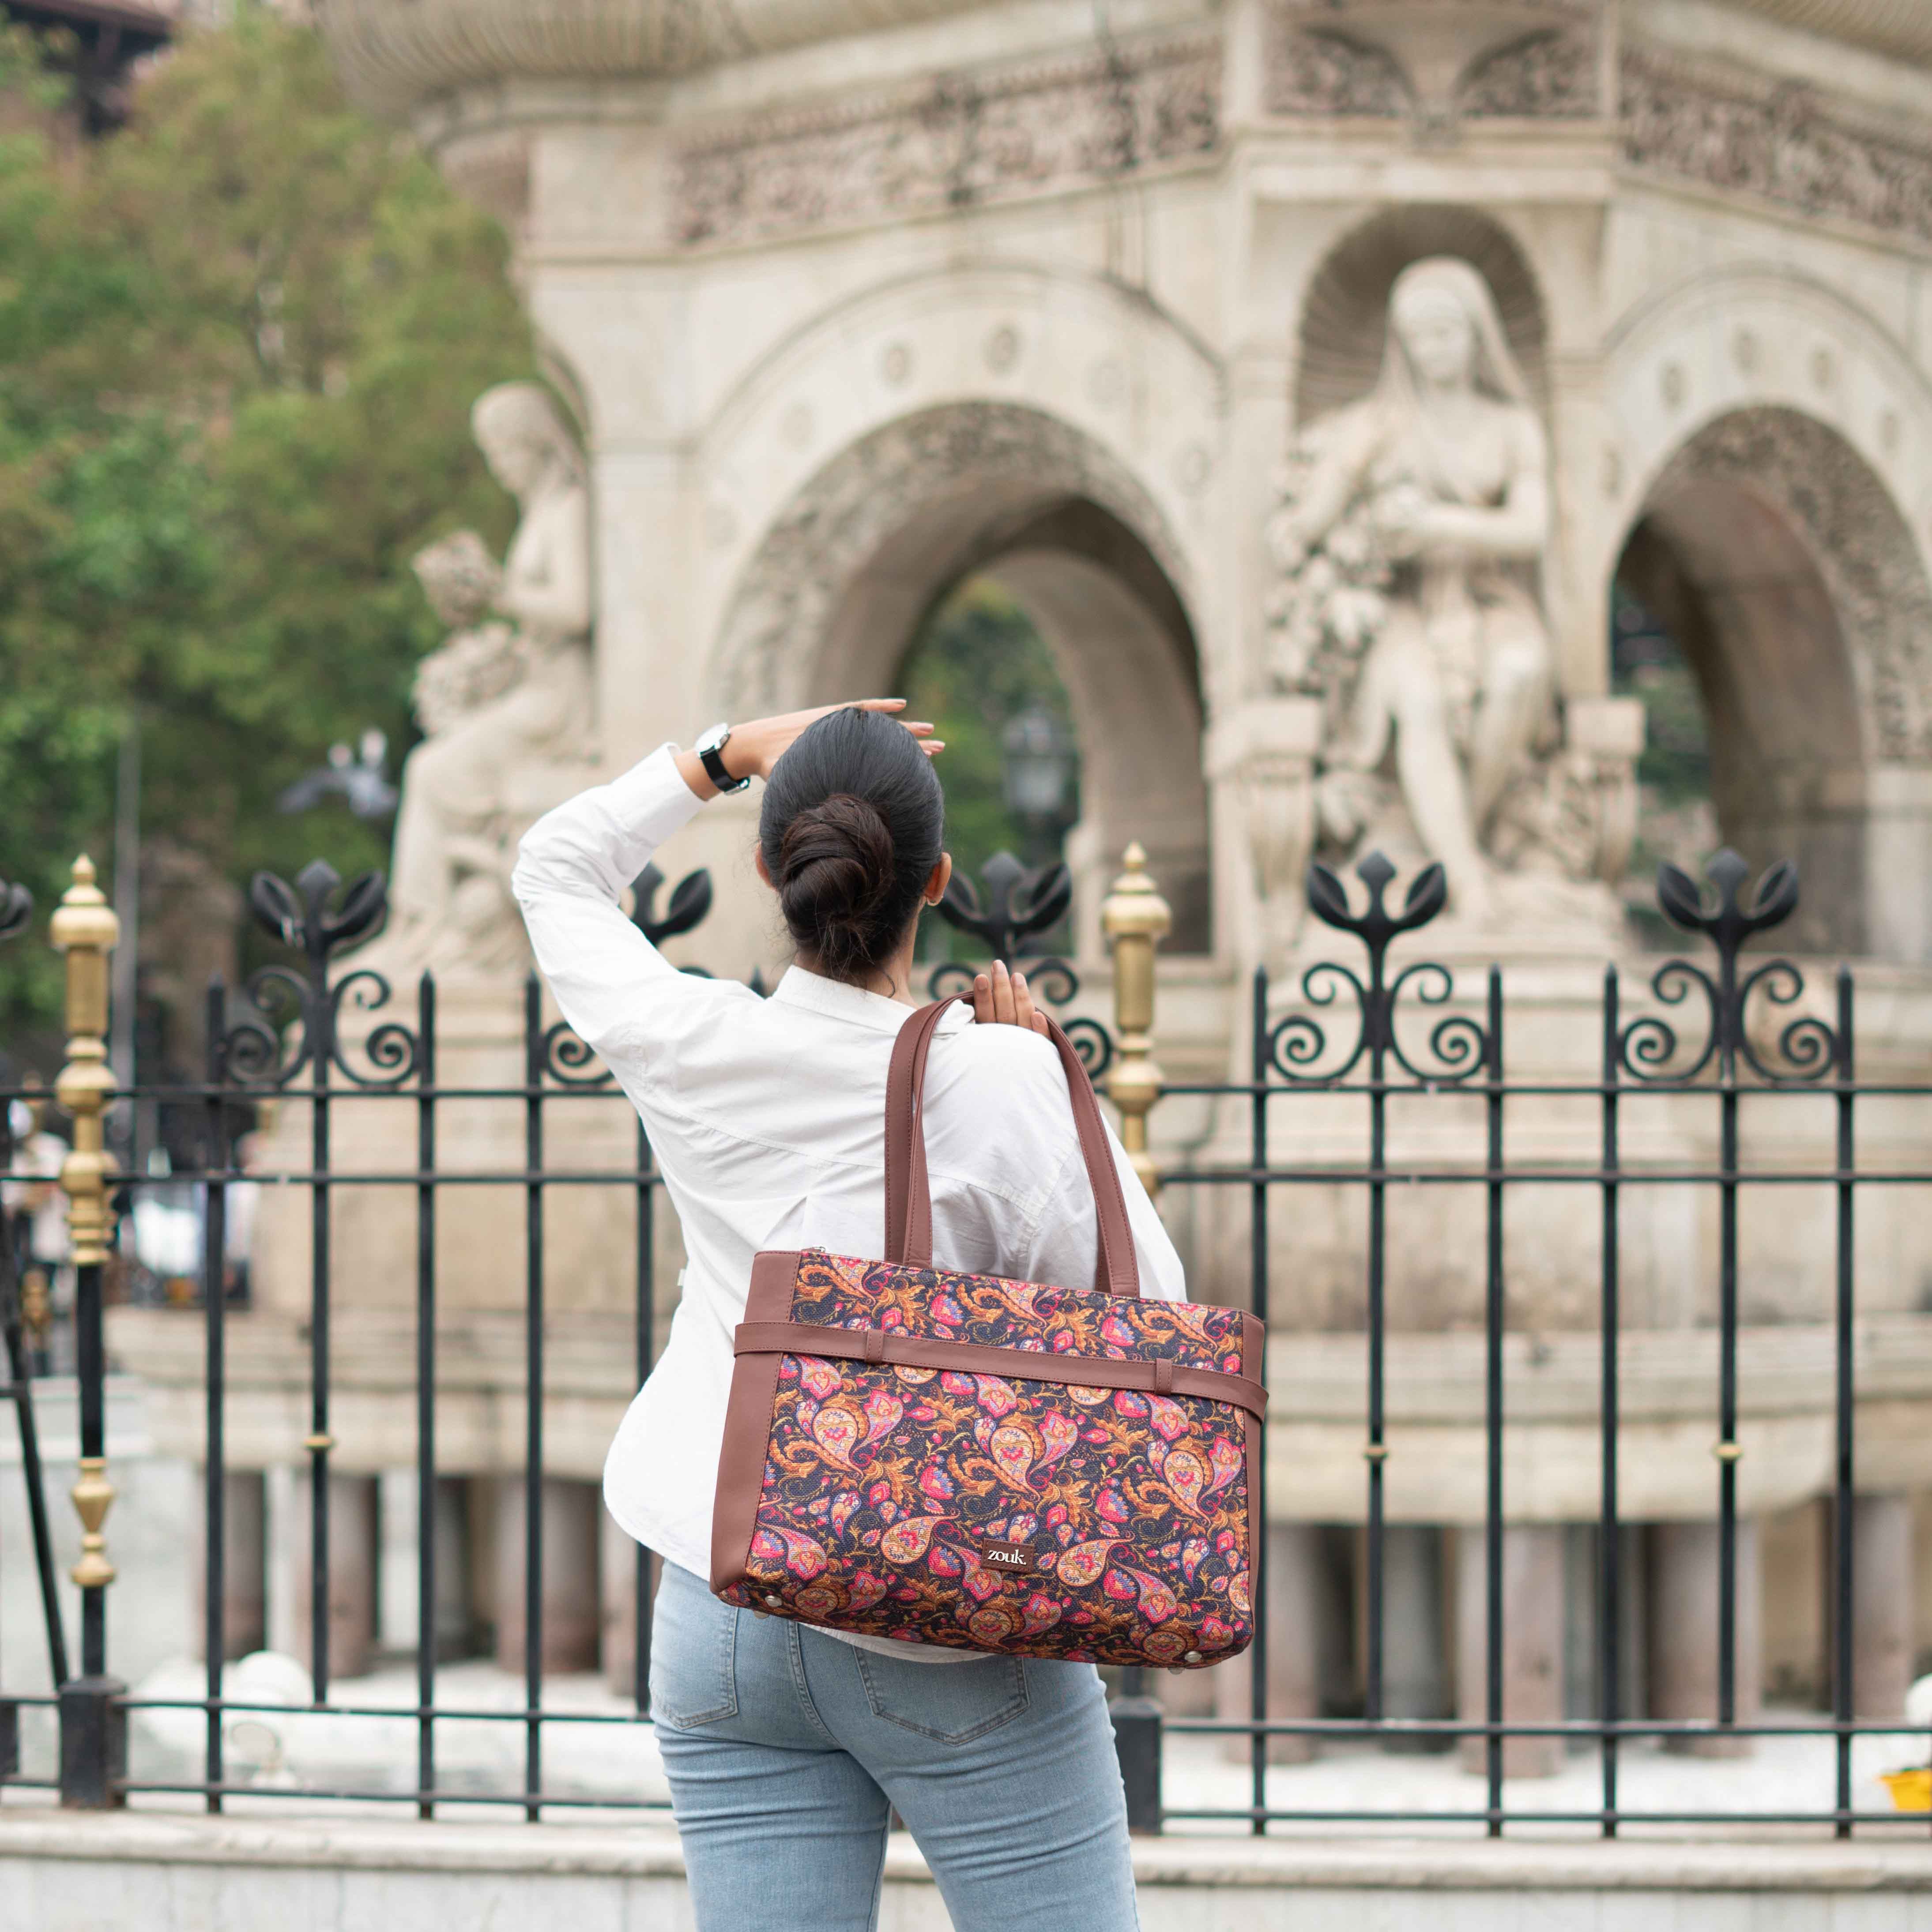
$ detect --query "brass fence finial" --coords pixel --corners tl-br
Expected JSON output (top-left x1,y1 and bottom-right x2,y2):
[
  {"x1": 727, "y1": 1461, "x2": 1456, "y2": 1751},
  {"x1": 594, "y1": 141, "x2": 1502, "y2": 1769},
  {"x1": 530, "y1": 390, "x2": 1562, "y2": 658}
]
[
  {"x1": 52, "y1": 855, "x2": 121, "y2": 1595},
  {"x1": 1100, "y1": 842, "x2": 1170, "y2": 1197},
  {"x1": 51, "y1": 856, "x2": 119, "y2": 1269}
]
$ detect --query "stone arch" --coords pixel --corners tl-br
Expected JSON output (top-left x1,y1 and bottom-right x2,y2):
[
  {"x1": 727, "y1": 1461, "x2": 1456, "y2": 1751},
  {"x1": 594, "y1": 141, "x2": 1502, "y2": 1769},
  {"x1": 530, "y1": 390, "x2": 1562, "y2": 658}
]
[
  {"x1": 710, "y1": 400, "x2": 1211, "y2": 950},
  {"x1": 1293, "y1": 203, "x2": 1549, "y2": 426},
  {"x1": 1618, "y1": 406, "x2": 1932, "y2": 960}
]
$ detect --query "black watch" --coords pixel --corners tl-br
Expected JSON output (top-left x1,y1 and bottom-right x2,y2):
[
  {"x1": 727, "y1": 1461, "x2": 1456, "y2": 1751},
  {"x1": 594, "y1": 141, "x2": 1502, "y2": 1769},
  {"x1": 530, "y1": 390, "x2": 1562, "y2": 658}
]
[{"x1": 695, "y1": 721, "x2": 751, "y2": 794}]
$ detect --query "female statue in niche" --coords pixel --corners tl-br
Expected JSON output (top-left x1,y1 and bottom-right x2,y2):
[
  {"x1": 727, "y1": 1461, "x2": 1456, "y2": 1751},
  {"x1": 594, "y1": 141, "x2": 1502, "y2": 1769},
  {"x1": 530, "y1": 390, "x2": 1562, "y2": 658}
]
[
  {"x1": 1266, "y1": 256, "x2": 1555, "y2": 916},
  {"x1": 375, "y1": 381, "x2": 595, "y2": 973}
]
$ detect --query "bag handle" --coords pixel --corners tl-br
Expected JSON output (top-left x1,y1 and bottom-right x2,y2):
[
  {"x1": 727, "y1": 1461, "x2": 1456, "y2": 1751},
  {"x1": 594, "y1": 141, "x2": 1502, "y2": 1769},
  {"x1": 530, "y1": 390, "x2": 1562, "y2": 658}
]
[{"x1": 883, "y1": 995, "x2": 1141, "y2": 1299}]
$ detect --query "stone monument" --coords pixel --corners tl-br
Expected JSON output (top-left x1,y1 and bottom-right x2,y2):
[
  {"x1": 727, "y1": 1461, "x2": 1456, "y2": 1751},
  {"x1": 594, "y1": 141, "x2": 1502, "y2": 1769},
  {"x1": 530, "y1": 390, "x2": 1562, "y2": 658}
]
[{"x1": 122, "y1": 0, "x2": 1932, "y2": 1740}]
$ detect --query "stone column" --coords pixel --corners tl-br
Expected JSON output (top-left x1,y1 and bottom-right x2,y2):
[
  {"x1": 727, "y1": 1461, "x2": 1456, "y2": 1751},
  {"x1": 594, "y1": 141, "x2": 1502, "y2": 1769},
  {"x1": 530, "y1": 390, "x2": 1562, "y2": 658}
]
[
  {"x1": 495, "y1": 1476, "x2": 601, "y2": 1676},
  {"x1": 1456, "y1": 1525, "x2": 1565, "y2": 1778},
  {"x1": 192, "y1": 1469, "x2": 266, "y2": 1661},
  {"x1": 1384, "y1": 1527, "x2": 1452, "y2": 1751},
  {"x1": 1649, "y1": 1518, "x2": 1761, "y2": 1756},
  {"x1": 1852, "y1": 1494, "x2": 1915, "y2": 1720},
  {"x1": 1213, "y1": 1522, "x2": 1325, "y2": 1763},
  {"x1": 290, "y1": 1470, "x2": 380, "y2": 1683}
]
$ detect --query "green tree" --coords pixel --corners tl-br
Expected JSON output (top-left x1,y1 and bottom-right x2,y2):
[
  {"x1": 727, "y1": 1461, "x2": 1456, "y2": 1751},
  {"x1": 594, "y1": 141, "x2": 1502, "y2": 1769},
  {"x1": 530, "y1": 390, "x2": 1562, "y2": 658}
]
[{"x1": 0, "y1": 7, "x2": 534, "y2": 1047}]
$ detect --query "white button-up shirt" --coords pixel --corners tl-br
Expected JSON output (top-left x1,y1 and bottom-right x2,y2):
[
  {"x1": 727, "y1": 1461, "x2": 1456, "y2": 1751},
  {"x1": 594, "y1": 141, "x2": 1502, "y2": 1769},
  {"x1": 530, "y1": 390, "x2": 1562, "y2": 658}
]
[{"x1": 511, "y1": 748, "x2": 1186, "y2": 1653}]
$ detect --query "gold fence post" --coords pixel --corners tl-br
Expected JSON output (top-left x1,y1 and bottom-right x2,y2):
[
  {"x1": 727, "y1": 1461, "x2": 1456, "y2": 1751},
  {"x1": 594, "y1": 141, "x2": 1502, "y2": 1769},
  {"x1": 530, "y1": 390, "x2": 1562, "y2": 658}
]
[
  {"x1": 1100, "y1": 843, "x2": 1171, "y2": 1199},
  {"x1": 52, "y1": 854, "x2": 127, "y2": 1805}
]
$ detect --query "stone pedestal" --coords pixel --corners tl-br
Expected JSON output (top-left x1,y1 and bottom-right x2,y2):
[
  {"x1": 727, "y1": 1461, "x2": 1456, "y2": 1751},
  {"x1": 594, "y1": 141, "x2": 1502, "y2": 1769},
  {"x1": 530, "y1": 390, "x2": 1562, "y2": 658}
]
[
  {"x1": 290, "y1": 1471, "x2": 380, "y2": 1683},
  {"x1": 1456, "y1": 1525, "x2": 1565, "y2": 1778},
  {"x1": 494, "y1": 1476, "x2": 601, "y2": 1676},
  {"x1": 1203, "y1": 697, "x2": 1322, "y2": 977},
  {"x1": 1213, "y1": 1523, "x2": 1325, "y2": 1763},
  {"x1": 192, "y1": 1469, "x2": 266, "y2": 1662},
  {"x1": 250, "y1": 978, "x2": 669, "y2": 1333},
  {"x1": 1650, "y1": 1519, "x2": 1761, "y2": 1756},
  {"x1": 1852, "y1": 1494, "x2": 1914, "y2": 1719}
]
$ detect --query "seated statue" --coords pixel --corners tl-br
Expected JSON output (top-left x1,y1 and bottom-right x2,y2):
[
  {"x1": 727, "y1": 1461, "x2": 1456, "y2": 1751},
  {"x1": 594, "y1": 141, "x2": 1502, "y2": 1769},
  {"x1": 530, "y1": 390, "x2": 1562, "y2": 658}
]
[
  {"x1": 369, "y1": 383, "x2": 596, "y2": 977},
  {"x1": 1266, "y1": 256, "x2": 1562, "y2": 919}
]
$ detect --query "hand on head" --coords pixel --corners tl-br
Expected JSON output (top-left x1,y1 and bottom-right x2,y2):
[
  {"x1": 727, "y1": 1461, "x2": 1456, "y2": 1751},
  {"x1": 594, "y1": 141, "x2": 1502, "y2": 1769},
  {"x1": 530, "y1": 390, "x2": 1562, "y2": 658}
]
[{"x1": 738, "y1": 700, "x2": 942, "y2": 785}]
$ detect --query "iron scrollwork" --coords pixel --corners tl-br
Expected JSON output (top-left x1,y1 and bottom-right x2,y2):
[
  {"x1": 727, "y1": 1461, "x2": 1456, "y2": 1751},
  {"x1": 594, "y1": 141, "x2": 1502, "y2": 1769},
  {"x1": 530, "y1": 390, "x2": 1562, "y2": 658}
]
[
  {"x1": 926, "y1": 854, "x2": 1112, "y2": 1075},
  {"x1": 629, "y1": 863, "x2": 713, "y2": 947},
  {"x1": 1266, "y1": 852, "x2": 1492, "y2": 1087},
  {"x1": 226, "y1": 859, "x2": 420, "y2": 1089},
  {"x1": 1618, "y1": 849, "x2": 1843, "y2": 1085}
]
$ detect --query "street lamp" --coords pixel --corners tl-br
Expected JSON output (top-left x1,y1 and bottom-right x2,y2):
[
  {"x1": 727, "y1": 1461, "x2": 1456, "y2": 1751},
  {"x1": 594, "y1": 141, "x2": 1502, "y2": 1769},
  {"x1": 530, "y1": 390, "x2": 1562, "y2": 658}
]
[
  {"x1": 276, "y1": 729, "x2": 398, "y2": 821},
  {"x1": 1000, "y1": 704, "x2": 1073, "y2": 826}
]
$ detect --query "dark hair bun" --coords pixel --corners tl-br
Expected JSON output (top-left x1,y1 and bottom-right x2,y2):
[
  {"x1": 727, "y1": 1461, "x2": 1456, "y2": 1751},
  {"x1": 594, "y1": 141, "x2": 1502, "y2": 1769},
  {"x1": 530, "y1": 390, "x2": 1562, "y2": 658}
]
[
  {"x1": 757, "y1": 707, "x2": 945, "y2": 985},
  {"x1": 776, "y1": 795, "x2": 896, "y2": 981}
]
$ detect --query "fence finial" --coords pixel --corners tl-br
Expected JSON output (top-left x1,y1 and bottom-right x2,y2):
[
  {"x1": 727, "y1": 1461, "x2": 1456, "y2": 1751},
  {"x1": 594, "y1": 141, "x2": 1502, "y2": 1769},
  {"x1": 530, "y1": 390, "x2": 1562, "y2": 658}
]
[
  {"x1": 51, "y1": 856, "x2": 119, "y2": 1270},
  {"x1": 1100, "y1": 843, "x2": 1170, "y2": 1197},
  {"x1": 52, "y1": 855, "x2": 121, "y2": 1597}
]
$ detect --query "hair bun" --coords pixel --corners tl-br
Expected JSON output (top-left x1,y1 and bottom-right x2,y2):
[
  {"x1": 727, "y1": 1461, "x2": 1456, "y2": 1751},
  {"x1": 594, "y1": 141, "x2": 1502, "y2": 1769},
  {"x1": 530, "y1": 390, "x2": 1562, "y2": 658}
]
[
  {"x1": 757, "y1": 705, "x2": 945, "y2": 984},
  {"x1": 776, "y1": 793, "x2": 896, "y2": 979}
]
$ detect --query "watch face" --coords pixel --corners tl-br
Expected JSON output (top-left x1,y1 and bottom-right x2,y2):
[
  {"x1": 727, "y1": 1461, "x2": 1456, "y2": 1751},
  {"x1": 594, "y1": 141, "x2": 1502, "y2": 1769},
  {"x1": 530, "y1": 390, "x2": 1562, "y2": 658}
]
[{"x1": 698, "y1": 722, "x2": 729, "y2": 756}]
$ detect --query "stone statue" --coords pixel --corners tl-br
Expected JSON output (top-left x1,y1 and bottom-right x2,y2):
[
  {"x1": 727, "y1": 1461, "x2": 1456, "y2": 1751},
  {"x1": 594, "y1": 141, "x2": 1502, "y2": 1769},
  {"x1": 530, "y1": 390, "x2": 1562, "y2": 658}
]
[
  {"x1": 371, "y1": 383, "x2": 596, "y2": 975},
  {"x1": 1265, "y1": 256, "x2": 1566, "y2": 918}
]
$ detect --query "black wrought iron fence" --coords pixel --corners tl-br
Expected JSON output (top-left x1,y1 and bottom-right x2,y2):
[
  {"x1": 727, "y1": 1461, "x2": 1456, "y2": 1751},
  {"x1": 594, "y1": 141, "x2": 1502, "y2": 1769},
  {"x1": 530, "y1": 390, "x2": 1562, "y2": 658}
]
[{"x1": 1, "y1": 840, "x2": 1928, "y2": 1837}]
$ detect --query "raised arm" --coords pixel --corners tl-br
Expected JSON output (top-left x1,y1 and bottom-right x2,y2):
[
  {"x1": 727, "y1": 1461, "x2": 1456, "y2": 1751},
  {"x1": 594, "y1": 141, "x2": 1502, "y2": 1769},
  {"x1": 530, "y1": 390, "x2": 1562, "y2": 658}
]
[
  {"x1": 514, "y1": 703, "x2": 942, "y2": 1079},
  {"x1": 511, "y1": 746, "x2": 747, "y2": 1080}
]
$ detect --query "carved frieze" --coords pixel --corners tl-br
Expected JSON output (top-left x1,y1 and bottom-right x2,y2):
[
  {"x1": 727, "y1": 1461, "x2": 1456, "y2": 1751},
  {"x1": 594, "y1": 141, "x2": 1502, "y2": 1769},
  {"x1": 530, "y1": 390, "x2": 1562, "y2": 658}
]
[
  {"x1": 1263, "y1": 1, "x2": 1601, "y2": 124},
  {"x1": 674, "y1": 37, "x2": 1218, "y2": 247},
  {"x1": 1459, "y1": 29, "x2": 1596, "y2": 119},
  {"x1": 1266, "y1": 29, "x2": 1408, "y2": 117},
  {"x1": 1620, "y1": 45, "x2": 1932, "y2": 243}
]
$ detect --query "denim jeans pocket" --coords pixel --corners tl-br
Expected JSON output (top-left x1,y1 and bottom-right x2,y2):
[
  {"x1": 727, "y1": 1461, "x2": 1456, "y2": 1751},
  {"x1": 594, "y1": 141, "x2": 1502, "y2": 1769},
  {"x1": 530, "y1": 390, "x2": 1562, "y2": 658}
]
[
  {"x1": 648, "y1": 1571, "x2": 740, "y2": 1729},
  {"x1": 855, "y1": 1650, "x2": 1030, "y2": 1744}
]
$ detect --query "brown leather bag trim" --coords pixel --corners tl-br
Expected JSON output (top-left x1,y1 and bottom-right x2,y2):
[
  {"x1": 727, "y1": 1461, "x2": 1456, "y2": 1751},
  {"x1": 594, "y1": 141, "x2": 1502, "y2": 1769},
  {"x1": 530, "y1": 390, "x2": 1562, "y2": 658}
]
[
  {"x1": 732, "y1": 1319, "x2": 1267, "y2": 1419},
  {"x1": 885, "y1": 996, "x2": 1141, "y2": 1299},
  {"x1": 708, "y1": 1249, "x2": 804, "y2": 1593},
  {"x1": 1239, "y1": 1309, "x2": 1265, "y2": 1382},
  {"x1": 1238, "y1": 1307, "x2": 1265, "y2": 1539}
]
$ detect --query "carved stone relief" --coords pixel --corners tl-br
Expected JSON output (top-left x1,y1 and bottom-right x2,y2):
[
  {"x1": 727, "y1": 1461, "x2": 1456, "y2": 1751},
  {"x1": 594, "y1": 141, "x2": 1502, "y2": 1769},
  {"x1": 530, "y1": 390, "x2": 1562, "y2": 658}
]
[
  {"x1": 1459, "y1": 29, "x2": 1596, "y2": 118},
  {"x1": 713, "y1": 402, "x2": 1186, "y2": 716},
  {"x1": 674, "y1": 37, "x2": 1218, "y2": 246},
  {"x1": 1649, "y1": 407, "x2": 1932, "y2": 764},
  {"x1": 1262, "y1": 255, "x2": 1632, "y2": 928},
  {"x1": 1620, "y1": 45, "x2": 1932, "y2": 243},
  {"x1": 1266, "y1": 29, "x2": 1408, "y2": 117},
  {"x1": 1264, "y1": 2, "x2": 1601, "y2": 126}
]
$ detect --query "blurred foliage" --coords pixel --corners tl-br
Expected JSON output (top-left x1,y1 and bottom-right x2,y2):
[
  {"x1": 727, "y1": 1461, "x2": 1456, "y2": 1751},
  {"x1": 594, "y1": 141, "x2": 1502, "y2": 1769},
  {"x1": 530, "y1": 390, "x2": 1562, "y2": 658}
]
[
  {"x1": 896, "y1": 577, "x2": 1081, "y2": 964},
  {"x1": 0, "y1": 7, "x2": 533, "y2": 1043}
]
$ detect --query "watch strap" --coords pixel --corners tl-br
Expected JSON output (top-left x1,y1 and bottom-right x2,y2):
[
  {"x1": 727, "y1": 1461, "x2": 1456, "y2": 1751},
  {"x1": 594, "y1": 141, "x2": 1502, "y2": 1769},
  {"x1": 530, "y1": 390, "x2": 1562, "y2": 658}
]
[{"x1": 698, "y1": 728, "x2": 749, "y2": 794}]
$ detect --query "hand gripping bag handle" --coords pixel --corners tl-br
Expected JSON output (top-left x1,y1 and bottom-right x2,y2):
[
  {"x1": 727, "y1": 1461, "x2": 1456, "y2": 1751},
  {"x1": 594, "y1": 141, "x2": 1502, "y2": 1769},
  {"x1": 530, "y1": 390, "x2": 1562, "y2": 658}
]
[{"x1": 882, "y1": 995, "x2": 1141, "y2": 1299}]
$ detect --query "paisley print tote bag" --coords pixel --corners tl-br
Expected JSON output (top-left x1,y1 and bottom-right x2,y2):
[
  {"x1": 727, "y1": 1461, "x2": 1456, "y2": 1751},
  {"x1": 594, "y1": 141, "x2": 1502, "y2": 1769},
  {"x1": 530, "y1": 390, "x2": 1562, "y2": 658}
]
[{"x1": 709, "y1": 996, "x2": 1265, "y2": 1667}]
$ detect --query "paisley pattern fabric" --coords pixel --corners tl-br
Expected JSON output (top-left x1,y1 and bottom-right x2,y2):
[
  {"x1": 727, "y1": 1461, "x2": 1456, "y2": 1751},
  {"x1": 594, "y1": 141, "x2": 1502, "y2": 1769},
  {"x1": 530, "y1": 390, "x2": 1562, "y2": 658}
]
[{"x1": 716, "y1": 1250, "x2": 1254, "y2": 1666}]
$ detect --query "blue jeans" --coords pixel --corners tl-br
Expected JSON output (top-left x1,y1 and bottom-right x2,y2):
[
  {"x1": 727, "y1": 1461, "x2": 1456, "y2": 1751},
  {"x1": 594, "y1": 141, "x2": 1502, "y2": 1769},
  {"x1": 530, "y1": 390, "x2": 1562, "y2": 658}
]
[{"x1": 649, "y1": 1562, "x2": 1141, "y2": 1932}]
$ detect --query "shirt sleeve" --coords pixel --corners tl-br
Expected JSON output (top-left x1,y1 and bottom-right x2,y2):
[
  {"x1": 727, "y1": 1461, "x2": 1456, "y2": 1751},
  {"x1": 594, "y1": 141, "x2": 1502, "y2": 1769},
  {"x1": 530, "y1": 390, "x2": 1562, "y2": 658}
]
[
  {"x1": 510, "y1": 746, "x2": 756, "y2": 1084},
  {"x1": 1024, "y1": 1114, "x2": 1187, "y2": 1304}
]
